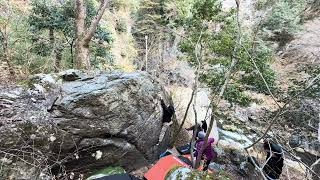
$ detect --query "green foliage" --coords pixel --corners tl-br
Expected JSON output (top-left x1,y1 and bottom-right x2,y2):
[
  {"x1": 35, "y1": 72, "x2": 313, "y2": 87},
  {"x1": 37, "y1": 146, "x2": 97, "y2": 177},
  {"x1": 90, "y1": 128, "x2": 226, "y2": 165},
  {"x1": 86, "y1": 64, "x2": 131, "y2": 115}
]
[
  {"x1": 28, "y1": 1, "x2": 61, "y2": 31},
  {"x1": 28, "y1": 0, "x2": 111, "y2": 43},
  {"x1": 91, "y1": 42, "x2": 113, "y2": 67},
  {"x1": 164, "y1": 0, "x2": 194, "y2": 25},
  {"x1": 191, "y1": 0, "x2": 223, "y2": 21},
  {"x1": 165, "y1": 167, "x2": 231, "y2": 180},
  {"x1": 262, "y1": 0, "x2": 304, "y2": 33},
  {"x1": 224, "y1": 84, "x2": 252, "y2": 106},
  {"x1": 0, "y1": 1, "x2": 35, "y2": 68},
  {"x1": 178, "y1": 0, "x2": 276, "y2": 106},
  {"x1": 239, "y1": 39, "x2": 276, "y2": 93},
  {"x1": 30, "y1": 38, "x2": 52, "y2": 57},
  {"x1": 110, "y1": 0, "x2": 140, "y2": 12},
  {"x1": 254, "y1": 0, "x2": 276, "y2": 10},
  {"x1": 133, "y1": 0, "x2": 169, "y2": 42},
  {"x1": 259, "y1": 0, "x2": 306, "y2": 46},
  {"x1": 288, "y1": 65, "x2": 320, "y2": 98},
  {"x1": 133, "y1": 0, "x2": 173, "y2": 68},
  {"x1": 25, "y1": 0, "x2": 113, "y2": 71},
  {"x1": 187, "y1": 169, "x2": 231, "y2": 180},
  {"x1": 0, "y1": 0, "x2": 115, "y2": 74}
]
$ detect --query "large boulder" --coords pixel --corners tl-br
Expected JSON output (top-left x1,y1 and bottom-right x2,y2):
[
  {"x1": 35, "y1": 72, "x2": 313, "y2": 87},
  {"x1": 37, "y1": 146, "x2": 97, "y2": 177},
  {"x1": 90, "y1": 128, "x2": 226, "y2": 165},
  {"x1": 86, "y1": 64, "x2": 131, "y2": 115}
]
[{"x1": 0, "y1": 71, "x2": 173, "y2": 178}]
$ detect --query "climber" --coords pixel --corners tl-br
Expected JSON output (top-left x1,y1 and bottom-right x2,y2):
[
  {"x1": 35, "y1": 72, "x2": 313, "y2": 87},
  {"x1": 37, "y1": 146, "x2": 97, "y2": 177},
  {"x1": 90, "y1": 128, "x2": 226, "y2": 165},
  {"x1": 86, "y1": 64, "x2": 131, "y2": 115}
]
[
  {"x1": 185, "y1": 124, "x2": 202, "y2": 138},
  {"x1": 262, "y1": 139, "x2": 284, "y2": 180},
  {"x1": 160, "y1": 99, "x2": 175, "y2": 123},
  {"x1": 201, "y1": 120, "x2": 207, "y2": 133},
  {"x1": 194, "y1": 131, "x2": 217, "y2": 171},
  {"x1": 183, "y1": 123, "x2": 203, "y2": 153},
  {"x1": 185, "y1": 120, "x2": 208, "y2": 138}
]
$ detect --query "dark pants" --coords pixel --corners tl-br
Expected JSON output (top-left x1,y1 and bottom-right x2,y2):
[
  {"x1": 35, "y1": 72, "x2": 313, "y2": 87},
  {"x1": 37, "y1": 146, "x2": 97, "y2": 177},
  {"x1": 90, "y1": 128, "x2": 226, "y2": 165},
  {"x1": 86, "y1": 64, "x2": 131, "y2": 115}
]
[
  {"x1": 203, "y1": 158, "x2": 212, "y2": 171},
  {"x1": 263, "y1": 155, "x2": 283, "y2": 179}
]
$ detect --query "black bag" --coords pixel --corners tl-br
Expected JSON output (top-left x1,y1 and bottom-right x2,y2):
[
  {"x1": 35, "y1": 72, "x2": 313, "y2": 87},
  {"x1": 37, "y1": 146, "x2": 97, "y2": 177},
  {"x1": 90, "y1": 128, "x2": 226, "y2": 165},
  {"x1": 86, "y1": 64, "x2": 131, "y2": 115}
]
[{"x1": 176, "y1": 144, "x2": 191, "y2": 155}]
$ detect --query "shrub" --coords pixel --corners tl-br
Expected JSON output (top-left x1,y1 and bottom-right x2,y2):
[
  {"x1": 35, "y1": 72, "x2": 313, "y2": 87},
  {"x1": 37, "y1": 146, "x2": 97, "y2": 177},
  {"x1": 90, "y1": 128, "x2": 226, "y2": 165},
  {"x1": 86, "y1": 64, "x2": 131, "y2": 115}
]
[{"x1": 260, "y1": 0, "x2": 306, "y2": 46}]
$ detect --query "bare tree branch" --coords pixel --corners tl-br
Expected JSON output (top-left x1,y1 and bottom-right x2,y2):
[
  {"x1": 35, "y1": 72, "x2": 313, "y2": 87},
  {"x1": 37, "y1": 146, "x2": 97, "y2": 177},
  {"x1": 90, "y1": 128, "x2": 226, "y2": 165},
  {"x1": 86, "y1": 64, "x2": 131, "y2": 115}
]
[
  {"x1": 245, "y1": 73, "x2": 320, "y2": 149},
  {"x1": 318, "y1": 113, "x2": 320, "y2": 142},
  {"x1": 242, "y1": 45, "x2": 281, "y2": 109},
  {"x1": 245, "y1": 149, "x2": 268, "y2": 180},
  {"x1": 281, "y1": 146, "x2": 320, "y2": 179},
  {"x1": 190, "y1": 95, "x2": 198, "y2": 167},
  {"x1": 83, "y1": 0, "x2": 109, "y2": 45},
  {"x1": 172, "y1": 29, "x2": 204, "y2": 145},
  {"x1": 194, "y1": 0, "x2": 242, "y2": 169}
]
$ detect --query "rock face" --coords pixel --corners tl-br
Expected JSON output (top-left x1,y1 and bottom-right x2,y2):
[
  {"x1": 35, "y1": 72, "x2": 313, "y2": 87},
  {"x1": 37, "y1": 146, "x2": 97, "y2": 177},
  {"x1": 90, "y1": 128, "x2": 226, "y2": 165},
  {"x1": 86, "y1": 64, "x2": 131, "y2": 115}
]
[
  {"x1": 0, "y1": 71, "x2": 173, "y2": 178},
  {"x1": 169, "y1": 86, "x2": 219, "y2": 145}
]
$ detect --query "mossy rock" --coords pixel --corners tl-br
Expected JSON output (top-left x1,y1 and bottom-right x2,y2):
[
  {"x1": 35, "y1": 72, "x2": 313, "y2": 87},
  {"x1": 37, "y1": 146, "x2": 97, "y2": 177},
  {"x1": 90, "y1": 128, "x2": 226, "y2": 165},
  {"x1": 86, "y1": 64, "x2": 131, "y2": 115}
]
[
  {"x1": 165, "y1": 166, "x2": 232, "y2": 180},
  {"x1": 86, "y1": 166, "x2": 126, "y2": 180}
]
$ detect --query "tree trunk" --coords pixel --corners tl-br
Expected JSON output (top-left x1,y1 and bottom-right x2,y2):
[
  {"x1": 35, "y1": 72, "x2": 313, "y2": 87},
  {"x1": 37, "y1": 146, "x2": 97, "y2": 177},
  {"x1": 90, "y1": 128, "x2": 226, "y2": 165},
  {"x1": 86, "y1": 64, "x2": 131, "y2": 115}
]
[
  {"x1": 75, "y1": 41, "x2": 90, "y2": 69},
  {"x1": 54, "y1": 47, "x2": 62, "y2": 72},
  {"x1": 194, "y1": 0, "x2": 241, "y2": 169},
  {"x1": 49, "y1": 28, "x2": 54, "y2": 47},
  {"x1": 49, "y1": 28, "x2": 62, "y2": 72},
  {"x1": 145, "y1": 35, "x2": 148, "y2": 71},
  {"x1": 70, "y1": 39, "x2": 75, "y2": 67},
  {"x1": 190, "y1": 95, "x2": 199, "y2": 168},
  {"x1": 74, "y1": 0, "x2": 109, "y2": 70},
  {"x1": 318, "y1": 113, "x2": 320, "y2": 142},
  {"x1": 74, "y1": 0, "x2": 89, "y2": 69}
]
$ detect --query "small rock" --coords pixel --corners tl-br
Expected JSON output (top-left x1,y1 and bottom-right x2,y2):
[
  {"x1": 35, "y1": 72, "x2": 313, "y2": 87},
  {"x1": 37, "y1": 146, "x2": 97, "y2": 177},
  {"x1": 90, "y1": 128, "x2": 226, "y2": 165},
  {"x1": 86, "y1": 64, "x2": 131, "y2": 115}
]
[
  {"x1": 30, "y1": 134, "x2": 36, "y2": 140},
  {"x1": 214, "y1": 147, "x2": 225, "y2": 156},
  {"x1": 42, "y1": 74, "x2": 56, "y2": 84},
  {"x1": 289, "y1": 135, "x2": 301, "y2": 148},
  {"x1": 74, "y1": 153, "x2": 79, "y2": 159},
  {"x1": 208, "y1": 162, "x2": 225, "y2": 171},
  {"x1": 131, "y1": 166, "x2": 149, "y2": 178},
  {"x1": 95, "y1": 150, "x2": 103, "y2": 160},
  {"x1": 295, "y1": 147, "x2": 305, "y2": 153},
  {"x1": 11, "y1": 89, "x2": 23, "y2": 96},
  {"x1": 248, "y1": 116, "x2": 257, "y2": 121},
  {"x1": 0, "y1": 93, "x2": 19, "y2": 100},
  {"x1": 228, "y1": 149, "x2": 247, "y2": 166},
  {"x1": 59, "y1": 69, "x2": 83, "y2": 81},
  {"x1": 32, "y1": 73, "x2": 56, "y2": 86},
  {"x1": 267, "y1": 132, "x2": 274, "y2": 137},
  {"x1": 222, "y1": 124, "x2": 237, "y2": 132},
  {"x1": 238, "y1": 156, "x2": 257, "y2": 177},
  {"x1": 69, "y1": 172, "x2": 75, "y2": 179},
  {"x1": 0, "y1": 157, "x2": 13, "y2": 164},
  {"x1": 32, "y1": 84, "x2": 45, "y2": 94},
  {"x1": 0, "y1": 99, "x2": 14, "y2": 105},
  {"x1": 49, "y1": 135, "x2": 56, "y2": 142},
  {"x1": 165, "y1": 167, "x2": 191, "y2": 180}
]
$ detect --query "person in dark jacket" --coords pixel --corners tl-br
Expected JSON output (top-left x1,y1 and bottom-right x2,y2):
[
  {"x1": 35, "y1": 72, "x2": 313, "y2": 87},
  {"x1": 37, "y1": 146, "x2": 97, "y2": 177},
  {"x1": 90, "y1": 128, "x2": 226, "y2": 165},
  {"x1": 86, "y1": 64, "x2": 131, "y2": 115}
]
[
  {"x1": 186, "y1": 124, "x2": 202, "y2": 137},
  {"x1": 160, "y1": 99, "x2": 175, "y2": 123},
  {"x1": 185, "y1": 120, "x2": 208, "y2": 138},
  {"x1": 194, "y1": 131, "x2": 217, "y2": 171},
  {"x1": 262, "y1": 140, "x2": 284, "y2": 180},
  {"x1": 201, "y1": 120, "x2": 207, "y2": 132}
]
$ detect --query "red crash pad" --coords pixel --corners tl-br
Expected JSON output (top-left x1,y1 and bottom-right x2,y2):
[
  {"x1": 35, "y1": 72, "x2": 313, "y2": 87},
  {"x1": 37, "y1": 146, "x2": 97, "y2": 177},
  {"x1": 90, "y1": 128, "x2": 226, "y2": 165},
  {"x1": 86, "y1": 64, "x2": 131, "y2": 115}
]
[
  {"x1": 144, "y1": 155, "x2": 189, "y2": 180},
  {"x1": 144, "y1": 154, "x2": 212, "y2": 180}
]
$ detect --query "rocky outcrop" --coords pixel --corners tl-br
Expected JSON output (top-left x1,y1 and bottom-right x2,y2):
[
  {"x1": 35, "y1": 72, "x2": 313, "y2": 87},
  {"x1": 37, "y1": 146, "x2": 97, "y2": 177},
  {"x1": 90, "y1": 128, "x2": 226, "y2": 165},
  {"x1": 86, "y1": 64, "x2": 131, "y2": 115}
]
[
  {"x1": 168, "y1": 86, "x2": 219, "y2": 146},
  {"x1": 0, "y1": 71, "x2": 173, "y2": 178}
]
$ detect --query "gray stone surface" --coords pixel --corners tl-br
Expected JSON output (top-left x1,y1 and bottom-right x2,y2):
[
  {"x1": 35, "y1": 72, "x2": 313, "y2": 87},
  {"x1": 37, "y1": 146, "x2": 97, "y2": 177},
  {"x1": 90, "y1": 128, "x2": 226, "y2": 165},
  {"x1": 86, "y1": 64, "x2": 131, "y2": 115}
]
[{"x1": 0, "y1": 71, "x2": 173, "y2": 177}]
